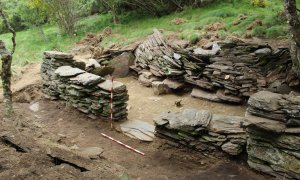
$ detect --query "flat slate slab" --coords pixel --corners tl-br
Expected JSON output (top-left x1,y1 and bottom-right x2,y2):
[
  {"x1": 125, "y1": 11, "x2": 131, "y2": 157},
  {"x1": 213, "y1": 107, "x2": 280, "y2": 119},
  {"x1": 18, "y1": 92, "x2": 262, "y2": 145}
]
[
  {"x1": 120, "y1": 120, "x2": 155, "y2": 142},
  {"x1": 153, "y1": 109, "x2": 212, "y2": 130},
  {"x1": 248, "y1": 91, "x2": 282, "y2": 111},
  {"x1": 209, "y1": 114, "x2": 246, "y2": 134},
  {"x1": 44, "y1": 51, "x2": 74, "y2": 59},
  {"x1": 70, "y1": 72, "x2": 104, "y2": 86},
  {"x1": 98, "y1": 80, "x2": 126, "y2": 93},
  {"x1": 191, "y1": 88, "x2": 222, "y2": 102},
  {"x1": 55, "y1": 66, "x2": 85, "y2": 77},
  {"x1": 245, "y1": 111, "x2": 286, "y2": 133}
]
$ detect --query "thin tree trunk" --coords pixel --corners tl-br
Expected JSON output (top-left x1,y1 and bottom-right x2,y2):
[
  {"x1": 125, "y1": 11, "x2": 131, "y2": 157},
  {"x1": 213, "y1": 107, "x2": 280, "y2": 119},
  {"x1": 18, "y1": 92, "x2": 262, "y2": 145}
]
[
  {"x1": 284, "y1": 0, "x2": 300, "y2": 77},
  {"x1": 0, "y1": 42, "x2": 13, "y2": 116},
  {"x1": 111, "y1": 5, "x2": 119, "y2": 24},
  {"x1": 0, "y1": 4, "x2": 16, "y2": 117}
]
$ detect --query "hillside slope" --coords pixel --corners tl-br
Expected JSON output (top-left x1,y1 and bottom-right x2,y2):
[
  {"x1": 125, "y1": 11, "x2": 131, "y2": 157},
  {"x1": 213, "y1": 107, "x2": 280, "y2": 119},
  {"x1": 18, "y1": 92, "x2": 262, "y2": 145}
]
[{"x1": 0, "y1": 0, "x2": 298, "y2": 69}]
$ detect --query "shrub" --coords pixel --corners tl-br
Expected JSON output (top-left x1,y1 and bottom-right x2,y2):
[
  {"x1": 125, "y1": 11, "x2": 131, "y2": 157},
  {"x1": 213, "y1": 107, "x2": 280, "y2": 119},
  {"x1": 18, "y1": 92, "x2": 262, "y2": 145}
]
[{"x1": 250, "y1": 0, "x2": 267, "y2": 7}]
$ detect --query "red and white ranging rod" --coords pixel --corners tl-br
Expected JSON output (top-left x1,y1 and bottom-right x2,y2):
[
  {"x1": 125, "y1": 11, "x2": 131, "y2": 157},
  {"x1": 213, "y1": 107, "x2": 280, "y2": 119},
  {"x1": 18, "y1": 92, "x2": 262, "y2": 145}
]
[
  {"x1": 101, "y1": 133, "x2": 145, "y2": 156},
  {"x1": 110, "y1": 76, "x2": 114, "y2": 129},
  {"x1": 105, "y1": 77, "x2": 145, "y2": 156}
]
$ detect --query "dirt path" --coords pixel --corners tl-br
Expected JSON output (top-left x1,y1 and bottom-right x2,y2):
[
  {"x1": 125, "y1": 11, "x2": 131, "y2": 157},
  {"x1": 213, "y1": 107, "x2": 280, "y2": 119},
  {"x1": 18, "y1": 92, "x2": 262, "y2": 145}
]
[{"x1": 0, "y1": 63, "x2": 42, "y2": 102}]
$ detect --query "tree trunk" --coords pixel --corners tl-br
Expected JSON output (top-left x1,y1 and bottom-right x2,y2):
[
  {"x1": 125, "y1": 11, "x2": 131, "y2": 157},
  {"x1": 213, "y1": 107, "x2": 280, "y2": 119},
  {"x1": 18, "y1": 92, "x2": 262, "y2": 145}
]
[
  {"x1": 284, "y1": 0, "x2": 300, "y2": 77},
  {"x1": 0, "y1": 4, "x2": 16, "y2": 117},
  {"x1": 0, "y1": 41, "x2": 13, "y2": 116}
]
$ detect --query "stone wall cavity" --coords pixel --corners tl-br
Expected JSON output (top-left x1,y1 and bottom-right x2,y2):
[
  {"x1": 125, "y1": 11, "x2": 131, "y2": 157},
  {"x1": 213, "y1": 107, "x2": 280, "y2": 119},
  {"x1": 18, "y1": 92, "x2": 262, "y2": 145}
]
[
  {"x1": 245, "y1": 91, "x2": 300, "y2": 179},
  {"x1": 41, "y1": 51, "x2": 128, "y2": 120}
]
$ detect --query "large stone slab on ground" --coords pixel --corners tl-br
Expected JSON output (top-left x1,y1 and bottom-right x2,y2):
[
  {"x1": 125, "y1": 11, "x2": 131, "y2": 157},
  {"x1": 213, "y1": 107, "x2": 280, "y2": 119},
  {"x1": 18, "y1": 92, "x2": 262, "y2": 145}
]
[
  {"x1": 120, "y1": 120, "x2": 155, "y2": 142},
  {"x1": 191, "y1": 88, "x2": 222, "y2": 102}
]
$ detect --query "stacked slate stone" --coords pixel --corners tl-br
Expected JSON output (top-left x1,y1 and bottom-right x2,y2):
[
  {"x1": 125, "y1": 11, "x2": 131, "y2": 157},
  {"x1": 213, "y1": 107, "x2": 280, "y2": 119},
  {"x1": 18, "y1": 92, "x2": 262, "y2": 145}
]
[
  {"x1": 132, "y1": 30, "x2": 298, "y2": 103},
  {"x1": 245, "y1": 91, "x2": 300, "y2": 179},
  {"x1": 41, "y1": 51, "x2": 128, "y2": 120},
  {"x1": 41, "y1": 51, "x2": 80, "y2": 99},
  {"x1": 133, "y1": 29, "x2": 185, "y2": 79},
  {"x1": 189, "y1": 42, "x2": 272, "y2": 103},
  {"x1": 154, "y1": 109, "x2": 247, "y2": 156},
  {"x1": 94, "y1": 80, "x2": 128, "y2": 119}
]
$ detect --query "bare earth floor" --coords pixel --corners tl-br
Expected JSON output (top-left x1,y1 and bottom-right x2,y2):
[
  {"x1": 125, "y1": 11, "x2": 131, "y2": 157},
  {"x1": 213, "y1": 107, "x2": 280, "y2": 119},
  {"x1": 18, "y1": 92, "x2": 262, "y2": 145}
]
[{"x1": 119, "y1": 76, "x2": 247, "y2": 124}]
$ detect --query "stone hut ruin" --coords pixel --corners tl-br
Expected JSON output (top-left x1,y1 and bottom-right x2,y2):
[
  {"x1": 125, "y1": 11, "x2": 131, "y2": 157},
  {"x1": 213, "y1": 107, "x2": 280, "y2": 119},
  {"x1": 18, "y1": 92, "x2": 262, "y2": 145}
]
[{"x1": 40, "y1": 29, "x2": 300, "y2": 179}]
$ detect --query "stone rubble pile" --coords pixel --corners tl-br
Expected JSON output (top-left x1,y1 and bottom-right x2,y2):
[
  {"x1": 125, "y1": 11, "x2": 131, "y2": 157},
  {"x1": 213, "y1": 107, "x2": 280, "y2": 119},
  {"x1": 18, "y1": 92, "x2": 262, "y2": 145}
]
[
  {"x1": 133, "y1": 29, "x2": 185, "y2": 79},
  {"x1": 245, "y1": 91, "x2": 300, "y2": 179},
  {"x1": 154, "y1": 109, "x2": 247, "y2": 155},
  {"x1": 41, "y1": 51, "x2": 128, "y2": 120},
  {"x1": 131, "y1": 30, "x2": 298, "y2": 103}
]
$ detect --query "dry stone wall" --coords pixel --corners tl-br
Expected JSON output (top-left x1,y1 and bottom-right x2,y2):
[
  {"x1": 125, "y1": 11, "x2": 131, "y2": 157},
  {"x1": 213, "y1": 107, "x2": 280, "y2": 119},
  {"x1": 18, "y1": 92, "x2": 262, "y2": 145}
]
[
  {"x1": 41, "y1": 51, "x2": 128, "y2": 120},
  {"x1": 131, "y1": 30, "x2": 298, "y2": 103},
  {"x1": 245, "y1": 91, "x2": 300, "y2": 179},
  {"x1": 154, "y1": 109, "x2": 247, "y2": 156}
]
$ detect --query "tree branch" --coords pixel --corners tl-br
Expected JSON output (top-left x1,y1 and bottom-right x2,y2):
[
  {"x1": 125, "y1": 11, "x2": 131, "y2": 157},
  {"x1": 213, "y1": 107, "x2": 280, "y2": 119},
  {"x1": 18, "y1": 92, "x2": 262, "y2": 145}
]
[{"x1": 0, "y1": 3, "x2": 16, "y2": 55}]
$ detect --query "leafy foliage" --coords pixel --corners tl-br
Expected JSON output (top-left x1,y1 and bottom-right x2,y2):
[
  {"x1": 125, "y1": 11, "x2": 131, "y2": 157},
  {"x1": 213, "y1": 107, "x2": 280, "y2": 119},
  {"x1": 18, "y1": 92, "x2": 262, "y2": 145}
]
[
  {"x1": 250, "y1": 0, "x2": 267, "y2": 7},
  {"x1": 0, "y1": 0, "x2": 217, "y2": 33},
  {"x1": 0, "y1": 0, "x2": 96, "y2": 34}
]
